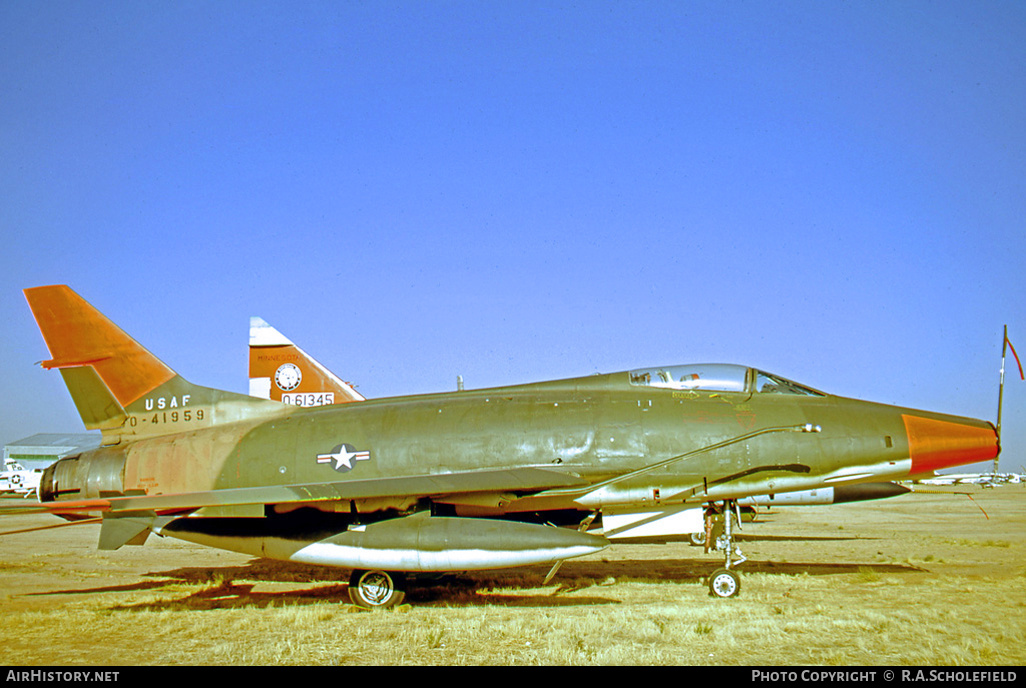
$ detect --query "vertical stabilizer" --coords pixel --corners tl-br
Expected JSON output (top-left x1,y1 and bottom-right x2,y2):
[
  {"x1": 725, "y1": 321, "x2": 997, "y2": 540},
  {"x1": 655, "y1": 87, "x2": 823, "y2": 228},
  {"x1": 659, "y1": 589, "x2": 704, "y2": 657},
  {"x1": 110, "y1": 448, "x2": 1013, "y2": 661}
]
[
  {"x1": 25, "y1": 285, "x2": 287, "y2": 442},
  {"x1": 249, "y1": 316, "x2": 365, "y2": 406},
  {"x1": 25, "y1": 285, "x2": 175, "y2": 409}
]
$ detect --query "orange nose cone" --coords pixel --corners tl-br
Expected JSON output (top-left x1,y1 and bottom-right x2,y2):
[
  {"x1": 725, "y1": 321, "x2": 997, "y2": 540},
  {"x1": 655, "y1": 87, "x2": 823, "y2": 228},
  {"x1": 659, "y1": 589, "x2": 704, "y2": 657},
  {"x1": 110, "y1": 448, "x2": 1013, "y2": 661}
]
[{"x1": 903, "y1": 414, "x2": 1000, "y2": 475}]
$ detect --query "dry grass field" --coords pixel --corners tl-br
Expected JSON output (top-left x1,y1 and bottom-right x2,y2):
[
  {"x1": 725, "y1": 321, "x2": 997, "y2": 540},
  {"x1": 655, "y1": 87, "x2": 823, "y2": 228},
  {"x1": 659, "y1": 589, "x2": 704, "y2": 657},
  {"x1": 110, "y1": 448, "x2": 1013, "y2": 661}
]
[{"x1": 1, "y1": 486, "x2": 1024, "y2": 666}]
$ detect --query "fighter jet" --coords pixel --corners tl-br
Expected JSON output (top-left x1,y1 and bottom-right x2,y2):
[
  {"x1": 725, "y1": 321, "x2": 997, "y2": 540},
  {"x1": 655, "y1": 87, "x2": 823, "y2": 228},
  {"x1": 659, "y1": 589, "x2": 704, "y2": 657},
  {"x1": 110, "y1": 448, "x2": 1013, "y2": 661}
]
[
  {"x1": 247, "y1": 319, "x2": 914, "y2": 550},
  {"x1": 8, "y1": 285, "x2": 999, "y2": 607},
  {"x1": 248, "y1": 316, "x2": 363, "y2": 406}
]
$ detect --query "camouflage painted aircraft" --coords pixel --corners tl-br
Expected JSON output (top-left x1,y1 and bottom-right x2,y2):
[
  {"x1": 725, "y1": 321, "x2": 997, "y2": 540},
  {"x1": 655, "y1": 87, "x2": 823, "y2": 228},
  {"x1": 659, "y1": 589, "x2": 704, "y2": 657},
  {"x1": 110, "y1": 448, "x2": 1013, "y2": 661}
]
[
  {"x1": 246, "y1": 318, "x2": 914, "y2": 546},
  {"x1": 9, "y1": 285, "x2": 999, "y2": 606}
]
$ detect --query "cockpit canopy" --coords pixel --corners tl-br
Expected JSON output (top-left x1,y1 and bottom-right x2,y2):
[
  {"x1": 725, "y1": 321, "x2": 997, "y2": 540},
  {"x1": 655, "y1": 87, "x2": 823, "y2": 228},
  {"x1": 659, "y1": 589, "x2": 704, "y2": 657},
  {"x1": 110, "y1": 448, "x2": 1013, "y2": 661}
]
[{"x1": 628, "y1": 363, "x2": 824, "y2": 396}]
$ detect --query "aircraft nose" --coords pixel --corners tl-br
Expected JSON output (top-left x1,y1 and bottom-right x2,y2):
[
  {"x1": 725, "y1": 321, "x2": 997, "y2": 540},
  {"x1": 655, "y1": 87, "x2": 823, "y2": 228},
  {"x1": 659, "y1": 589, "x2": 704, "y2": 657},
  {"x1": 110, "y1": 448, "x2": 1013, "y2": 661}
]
[{"x1": 902, "y1": 413, "x2": 1000, "y2": 475}]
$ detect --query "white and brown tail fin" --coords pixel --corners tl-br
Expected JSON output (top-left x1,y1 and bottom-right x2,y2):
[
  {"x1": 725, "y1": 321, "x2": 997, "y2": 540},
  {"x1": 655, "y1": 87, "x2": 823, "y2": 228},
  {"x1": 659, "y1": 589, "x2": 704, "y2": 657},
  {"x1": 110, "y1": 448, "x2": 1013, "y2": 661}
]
[
  {"x1": 249, "y1": 316, "x2": 365, "y2": 406},
  {"x1": 25, "y1": 285, "x2": 285, "y2": 444}
]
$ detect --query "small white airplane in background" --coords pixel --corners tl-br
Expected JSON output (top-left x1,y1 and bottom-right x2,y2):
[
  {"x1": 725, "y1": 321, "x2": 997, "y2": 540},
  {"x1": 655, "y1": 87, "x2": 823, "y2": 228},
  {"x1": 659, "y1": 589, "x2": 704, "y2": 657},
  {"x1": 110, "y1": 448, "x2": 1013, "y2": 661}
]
[
  {"x1": 0, "y1": 460, "x2": 42, "y2": 497},
  {"x1": 916, "y1": 471, "x2": 1024, "y2": 488}
]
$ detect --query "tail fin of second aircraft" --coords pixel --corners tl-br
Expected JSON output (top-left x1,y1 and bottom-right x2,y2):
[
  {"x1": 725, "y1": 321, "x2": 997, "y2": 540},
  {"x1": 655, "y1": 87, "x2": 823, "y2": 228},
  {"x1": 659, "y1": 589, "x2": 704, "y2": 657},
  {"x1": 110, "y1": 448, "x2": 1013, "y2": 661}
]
[
  {"x1": 249, "y1": 316, "x2": 365, "y2": 406},
  {"x1": 25, "y1": 285, "x2": 286, "y2": 444}
]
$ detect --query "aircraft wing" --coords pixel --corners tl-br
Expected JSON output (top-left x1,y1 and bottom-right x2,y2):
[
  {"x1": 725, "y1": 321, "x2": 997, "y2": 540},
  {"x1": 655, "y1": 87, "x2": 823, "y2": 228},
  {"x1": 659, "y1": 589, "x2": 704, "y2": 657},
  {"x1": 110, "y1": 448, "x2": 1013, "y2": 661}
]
[{"x1": 0, "y1": 466, "x2": 591, "y2": 516}]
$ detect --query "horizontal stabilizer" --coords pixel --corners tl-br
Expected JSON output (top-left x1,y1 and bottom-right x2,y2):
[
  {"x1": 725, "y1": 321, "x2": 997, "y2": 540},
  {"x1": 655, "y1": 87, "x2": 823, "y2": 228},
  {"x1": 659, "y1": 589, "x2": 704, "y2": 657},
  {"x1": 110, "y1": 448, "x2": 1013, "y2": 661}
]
[{"x1": 98, "y1": 513, "x2": 154, "y2": 550}]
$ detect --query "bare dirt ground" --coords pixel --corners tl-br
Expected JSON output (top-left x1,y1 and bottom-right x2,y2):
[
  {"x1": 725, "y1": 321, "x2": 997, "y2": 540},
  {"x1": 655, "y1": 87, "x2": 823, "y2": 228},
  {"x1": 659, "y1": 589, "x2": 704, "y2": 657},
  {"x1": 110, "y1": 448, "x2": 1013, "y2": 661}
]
[{"x1": 0, "y1": 486, "x2": 1023, "y2": 665}]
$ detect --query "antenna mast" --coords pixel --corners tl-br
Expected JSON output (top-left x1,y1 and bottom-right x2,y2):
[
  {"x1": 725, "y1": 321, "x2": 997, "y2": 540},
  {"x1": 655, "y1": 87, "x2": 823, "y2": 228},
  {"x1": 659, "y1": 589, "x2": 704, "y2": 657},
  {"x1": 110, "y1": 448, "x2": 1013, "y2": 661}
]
[
  {"x1": 996, "y1": 325, "x2": 1024, "y2": 473},
  {"x1": 996, "y1": 325, "x2": 1007, "y2": 473}
]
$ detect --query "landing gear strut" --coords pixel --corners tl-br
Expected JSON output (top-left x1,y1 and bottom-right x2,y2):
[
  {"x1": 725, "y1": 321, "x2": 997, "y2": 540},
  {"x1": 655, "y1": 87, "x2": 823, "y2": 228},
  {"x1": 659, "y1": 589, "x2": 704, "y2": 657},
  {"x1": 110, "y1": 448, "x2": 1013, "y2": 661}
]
[{"x1": 705, "y1": 500, "x2": 746, "y2": 598}]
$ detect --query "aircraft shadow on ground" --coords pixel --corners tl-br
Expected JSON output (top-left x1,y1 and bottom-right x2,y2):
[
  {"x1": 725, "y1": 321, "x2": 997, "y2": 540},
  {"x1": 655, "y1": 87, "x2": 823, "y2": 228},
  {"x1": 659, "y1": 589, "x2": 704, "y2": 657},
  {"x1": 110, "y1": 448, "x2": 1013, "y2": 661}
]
[{"x1": 22, "y1": 554, "x2": 926, "y2": 611}]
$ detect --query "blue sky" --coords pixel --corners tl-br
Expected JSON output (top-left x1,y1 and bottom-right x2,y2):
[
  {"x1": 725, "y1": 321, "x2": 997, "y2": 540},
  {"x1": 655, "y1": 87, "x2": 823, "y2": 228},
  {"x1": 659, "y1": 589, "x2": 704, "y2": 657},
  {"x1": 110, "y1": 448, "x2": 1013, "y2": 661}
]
[{"x1": 1, "y1": 2, "x2": 1023, "y2": 473}]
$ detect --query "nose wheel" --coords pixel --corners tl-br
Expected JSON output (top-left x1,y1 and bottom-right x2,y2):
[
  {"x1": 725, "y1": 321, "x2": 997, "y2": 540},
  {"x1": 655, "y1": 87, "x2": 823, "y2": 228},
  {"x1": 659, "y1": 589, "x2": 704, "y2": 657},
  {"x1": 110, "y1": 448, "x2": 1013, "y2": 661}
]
[{"x1": 708, "y1": 567, "x2": 741, "y2": 598}]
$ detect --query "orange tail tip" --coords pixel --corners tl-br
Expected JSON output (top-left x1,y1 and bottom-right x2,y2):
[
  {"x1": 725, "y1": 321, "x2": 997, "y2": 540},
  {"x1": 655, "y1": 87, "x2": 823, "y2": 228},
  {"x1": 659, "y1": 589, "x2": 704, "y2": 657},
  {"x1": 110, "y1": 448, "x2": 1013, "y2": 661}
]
[
  {"x1": 903, "y1": 414, "x2": 1000, "y2": 475},
  {"x1": 248, "y1": 316, "x2": 365, "y2": 405},
  {"x1": 24, "y1": 285, "x2": 175, "y2": 407}
]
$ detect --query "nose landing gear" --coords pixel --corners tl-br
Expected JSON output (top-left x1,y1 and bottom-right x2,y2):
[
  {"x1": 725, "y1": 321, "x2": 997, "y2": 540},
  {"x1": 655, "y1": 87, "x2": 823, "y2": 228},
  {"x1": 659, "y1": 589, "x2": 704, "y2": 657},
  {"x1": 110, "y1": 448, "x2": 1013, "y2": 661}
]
[{"x1": 704, "y1": 500, "x2": 746, "y2": 598}]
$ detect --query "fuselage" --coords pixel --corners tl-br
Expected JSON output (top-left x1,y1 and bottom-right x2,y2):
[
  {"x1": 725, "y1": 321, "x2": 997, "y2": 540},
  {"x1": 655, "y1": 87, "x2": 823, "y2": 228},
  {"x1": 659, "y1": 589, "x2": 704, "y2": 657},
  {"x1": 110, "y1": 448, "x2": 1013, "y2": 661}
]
[{"x1": 41, "y1": 364, "x2": 999, "y2": 522}]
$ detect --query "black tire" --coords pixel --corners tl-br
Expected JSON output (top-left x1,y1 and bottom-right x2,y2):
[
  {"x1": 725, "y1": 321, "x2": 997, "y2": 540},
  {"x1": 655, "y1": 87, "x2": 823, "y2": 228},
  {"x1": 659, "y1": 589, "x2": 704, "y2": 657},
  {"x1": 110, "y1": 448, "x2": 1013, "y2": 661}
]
[
  {"x1": 708, "y1": 568, "x2": 741, "y2": 598},
  {"x1": 348, "y1": 569, "x2": 407, "y2": 609}
]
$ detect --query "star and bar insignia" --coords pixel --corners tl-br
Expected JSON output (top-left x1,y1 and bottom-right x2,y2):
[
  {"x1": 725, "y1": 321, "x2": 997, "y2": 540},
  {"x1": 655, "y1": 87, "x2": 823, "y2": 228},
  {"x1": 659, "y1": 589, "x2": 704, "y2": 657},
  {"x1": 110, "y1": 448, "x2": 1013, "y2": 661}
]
[{"x1": 316, "y1": 443, "x2": 371, "y2": 472}]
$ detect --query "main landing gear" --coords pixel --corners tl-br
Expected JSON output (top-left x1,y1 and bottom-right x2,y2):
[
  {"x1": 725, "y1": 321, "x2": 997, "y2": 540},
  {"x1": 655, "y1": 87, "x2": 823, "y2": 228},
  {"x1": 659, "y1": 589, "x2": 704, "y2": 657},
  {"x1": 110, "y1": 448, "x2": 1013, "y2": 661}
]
[
  {"x1": 704, "y1": 500, "x2": 747, "y2": 598},
  {"x1": 348, "y1": 502, "x2": 749, "y2": 606},
  {"x1": 348, "y1": 569, "x2": 407, "y2": 609}
]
